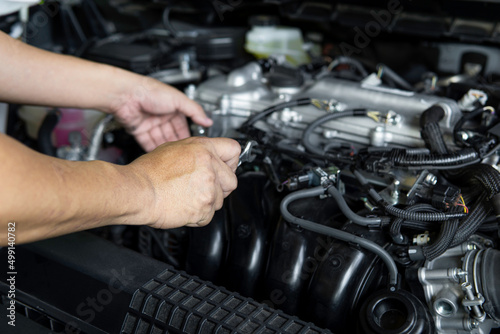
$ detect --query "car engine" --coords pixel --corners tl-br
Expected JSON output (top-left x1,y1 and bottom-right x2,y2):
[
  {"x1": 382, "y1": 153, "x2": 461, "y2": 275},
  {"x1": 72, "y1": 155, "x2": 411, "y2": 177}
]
[{"x1": 1, "y1": 1, "x2": 500, "y2": 334}]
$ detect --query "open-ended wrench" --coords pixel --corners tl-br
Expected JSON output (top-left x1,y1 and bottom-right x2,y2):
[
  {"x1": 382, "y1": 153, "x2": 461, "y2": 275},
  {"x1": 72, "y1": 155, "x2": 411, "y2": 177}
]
[{"x1": 238, "y1": 140, "x2": 258, "y2": 167}]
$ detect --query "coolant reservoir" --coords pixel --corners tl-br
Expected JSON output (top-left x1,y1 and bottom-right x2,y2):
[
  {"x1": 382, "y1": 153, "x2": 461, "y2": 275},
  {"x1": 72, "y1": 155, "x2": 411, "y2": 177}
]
[
  {"x1": 18, "y1": 106, "x2": 103, "y2": 146},
  {"x1": 245, "y1": 16, "x2": 309, "y2": 66}
]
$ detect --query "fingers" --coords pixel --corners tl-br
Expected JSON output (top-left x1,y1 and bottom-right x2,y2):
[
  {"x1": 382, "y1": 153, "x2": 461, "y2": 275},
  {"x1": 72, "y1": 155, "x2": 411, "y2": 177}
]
[
  {"x1": 207, "y1": 137, "x2": 241, "y2": 171},
  {"x1": 160, "y1": 121, "x2": 177, "y2": 142},
  {"x1": 180, "y1": 138, "x2": 237, "y2": 227},
  {"x1": 133, "y1": 136, "x2": 240, "y2": 230},
  {"x1": 134, "y1": 132, "x2": 156, "y2": 152},
  {"x1": 215, "y1": 159, "x2": 238, "y2": 197},
  {"x1": 176, "y1": 96, "x2": 213, "y2": 128},
  {"x1": 150, "y1": 126, "x2": 167, "y2": 148},
  {"x1": 169, "y1": 114, "x2": 190, "y2": 140},
  {"x1": 133, "y1": 116, "x2": 187, "y2": 151}
]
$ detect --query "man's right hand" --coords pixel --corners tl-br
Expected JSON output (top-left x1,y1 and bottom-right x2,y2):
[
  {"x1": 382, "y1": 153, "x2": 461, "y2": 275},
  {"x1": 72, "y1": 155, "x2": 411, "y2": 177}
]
[{"x1": 128, "y1": 137, "x2": 241, "y2": 229}]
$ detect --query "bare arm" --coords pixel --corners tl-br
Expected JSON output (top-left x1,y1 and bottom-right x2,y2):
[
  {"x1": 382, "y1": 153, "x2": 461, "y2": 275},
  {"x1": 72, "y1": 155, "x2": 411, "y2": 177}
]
[
  {"x1": 0, "y1": 30, "x2": 213, "y2": 151},
  {"x1": 0, "y1": 31, "x2": 241, "y2": 245},
  {"x1": 0, "y1": 134, "x2": 240, "y2": 245},
  {"x1": 0, "y1": 30, "x2": 122, "y2": 111}
]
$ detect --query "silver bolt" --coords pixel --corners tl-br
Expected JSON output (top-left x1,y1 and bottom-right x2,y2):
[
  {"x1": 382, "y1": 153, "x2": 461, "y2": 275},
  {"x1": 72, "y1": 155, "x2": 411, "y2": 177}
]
[
  {"x1": 220, "y1": 95, "x2": 231, "y2": 115},
  {"x1": 179, "y1": 53, "x2": 190, "y2": 74},
  {"x1": 424, "y1": 173, "x2": 438, "y2": 185},
  {"x1": 459, "y1": 131, "x2": 469, "y2": 141},
  {"x1": 391, "y1": 114, "x2": 401, "y2": 125},
  {"x1": 391, "y1": 180, "x2": 400, "y2": 198},
  {"x1": 462, "y1": 282, "x2": 485, "y2": 320},
  {"x1": 323, "y1": 130, "x2": 339, "y2": 139},
  {"x1": 104, "y1": 132, "x2": 114, "y2": 144},
  {"x1": 185, "y1": 84, "x2": 196, "y2": 99},
  {"x1": 467, "y1": 243, "x2": 477, "y2": 251},
  {"x1": 192, "y1": 125, "x2": 206, "y2": 136}
]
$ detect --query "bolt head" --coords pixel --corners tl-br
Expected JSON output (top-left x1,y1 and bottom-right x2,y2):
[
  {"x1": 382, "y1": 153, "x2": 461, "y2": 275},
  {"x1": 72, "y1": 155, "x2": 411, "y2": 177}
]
[
  {"x1": 459, "y1": 131, "x2": 469, "y2": 141},
  {"x1": 425, "y1": 174, "x2": 438, "y2": 185}
]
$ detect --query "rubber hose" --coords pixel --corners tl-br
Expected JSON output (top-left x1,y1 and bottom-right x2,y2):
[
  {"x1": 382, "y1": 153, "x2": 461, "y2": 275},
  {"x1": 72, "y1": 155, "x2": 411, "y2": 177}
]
[
  {"x1": 280, "y1": 186, "x2": 399, "y2": 287},
  {"x1": 377, "y1": 63, "x2": 414, "y2": 91},
  {"x1": 453, "y1": 107, "x2": 486, "y2": 147},
  {"x1": 327, "y1": 185, "x2": 384, "y2": 227},
  {"x1": 303, "y1": 110, "x2": 366, "y2": 155},
  {"x1": 37, "y1": 109, "x2": 60, "y2": 157},
  {"x1": 329, "y1": 56, "x2": 369, "y2": 77},
  {"x1": 241, "y1": 98, "x2": 312, "y2": 129}
]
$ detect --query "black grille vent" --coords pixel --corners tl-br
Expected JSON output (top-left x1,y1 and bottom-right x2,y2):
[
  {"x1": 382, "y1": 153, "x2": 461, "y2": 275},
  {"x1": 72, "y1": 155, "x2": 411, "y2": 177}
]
[{"x1": 122, "y1": 269, "x2": 331, "y2": 334}]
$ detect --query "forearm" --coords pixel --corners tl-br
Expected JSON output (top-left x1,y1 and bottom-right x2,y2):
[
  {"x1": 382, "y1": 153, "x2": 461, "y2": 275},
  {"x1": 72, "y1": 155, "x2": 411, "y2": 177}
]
[
  {"x1": 0, "y1": 133, "x2": 150, "y2": 245},
  {"x1": 0, "y1": 30, "x2": 143, "y2": 113}
]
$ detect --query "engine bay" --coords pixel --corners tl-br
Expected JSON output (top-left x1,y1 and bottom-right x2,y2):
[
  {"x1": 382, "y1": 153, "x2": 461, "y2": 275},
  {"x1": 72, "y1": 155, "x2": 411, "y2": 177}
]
[{"x1": 2, "y1": 1, "x2": 500, "y2": 333}]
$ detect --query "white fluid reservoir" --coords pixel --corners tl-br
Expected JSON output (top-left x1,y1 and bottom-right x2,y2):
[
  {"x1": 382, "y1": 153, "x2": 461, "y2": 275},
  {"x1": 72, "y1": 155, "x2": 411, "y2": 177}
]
[{"x1": 245, "y1": 16, "x2": 309, "y2": 66}]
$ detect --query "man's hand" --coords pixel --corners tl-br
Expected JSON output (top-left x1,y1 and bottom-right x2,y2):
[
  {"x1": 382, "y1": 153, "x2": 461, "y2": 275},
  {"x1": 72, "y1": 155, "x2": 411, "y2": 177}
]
[
  {"x1": 0, "y1": 31, "x2": 241, "y2": 245},
  {"x1": 110, "y1": 77, "x2": 213, "y2": 152},
  {"x1": 0, "y1": 134, "x2": 240, "y2": 245},
  {"x1": 128, "y1": 137, "x2": 240, "y2": 229},
  {"x1": 0, "y1": 31, "x2": 212, "y2": 152}
]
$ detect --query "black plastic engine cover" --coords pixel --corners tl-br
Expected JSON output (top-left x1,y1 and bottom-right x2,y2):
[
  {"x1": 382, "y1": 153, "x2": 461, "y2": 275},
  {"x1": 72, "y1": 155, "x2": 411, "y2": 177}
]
[
  {"x1": 221, "y1": 172, "x2": 280, "y2": 299},
  {"x1": 305, "y1": 224, "x2": 387, "y2": 333},
  {"x1": 185, "y1": 209, "x2": 229, "y2": 284},
  {"x1": 263, "y1": 195, "x2": 343, "y2": 316},
  {"x1": 0, "y1": 232, "x2": 331, "y2": 334}
]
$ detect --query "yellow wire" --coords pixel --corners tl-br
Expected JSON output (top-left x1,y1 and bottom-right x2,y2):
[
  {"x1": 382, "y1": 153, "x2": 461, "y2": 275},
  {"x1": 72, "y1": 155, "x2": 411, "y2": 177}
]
[{"x1": 460, "y1": 195, "x2": 467, "y2": 213}]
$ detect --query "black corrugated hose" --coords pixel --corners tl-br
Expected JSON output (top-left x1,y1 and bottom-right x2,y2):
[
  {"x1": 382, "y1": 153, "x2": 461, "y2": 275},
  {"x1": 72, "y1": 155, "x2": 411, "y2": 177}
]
[
  {"x1": 419, "y1": 104, "x2": 449, "y2": 154},
  {"x1": 389, "y1": 203, "x2": 441, "y2": 244},
  {"x1": 353, "y1": 170, "x2": 468, "y2": 222},
  {"x1": 388, "y1": 148, "x2": 480, "y2": 170},
  {"x1": 372, "y1": 105, "x2": 480, "y2": 170},
  {"x1": 444, "y1": 165, "x2": 500, "y2": 247},
  {"x1": 384, "y1": 204, "x2": 467, "y2": 221},
  {"x1": 451, "y1": 164, "x2": 500, "y2": 199},
  {"x1": 422, "y1": 218, "x2": 460, "y2": 261},
  {"x1": 354, "y1": 169, "x2": 470, "y2": 260},
  {"x1": 421, "y1": 121, "x2": 449, "y2": 155},
  {"x1": 450, "y1": 193, "x2": 491, "y2": 248},
  {"x1": 419, "y1": 109, "x2": 498, "y2": 250}
]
